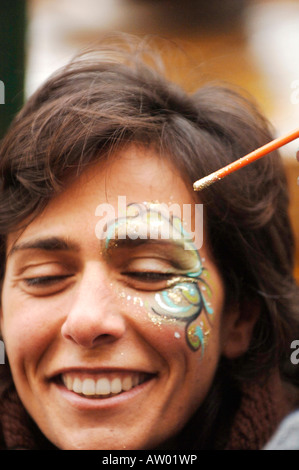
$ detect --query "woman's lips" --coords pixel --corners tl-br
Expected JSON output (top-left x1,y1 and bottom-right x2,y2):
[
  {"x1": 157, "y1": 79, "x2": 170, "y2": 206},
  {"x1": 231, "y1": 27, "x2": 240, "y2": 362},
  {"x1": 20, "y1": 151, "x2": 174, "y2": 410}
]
[{"x1": 59, "y1": 371, "x2": 152, "y2": 399}]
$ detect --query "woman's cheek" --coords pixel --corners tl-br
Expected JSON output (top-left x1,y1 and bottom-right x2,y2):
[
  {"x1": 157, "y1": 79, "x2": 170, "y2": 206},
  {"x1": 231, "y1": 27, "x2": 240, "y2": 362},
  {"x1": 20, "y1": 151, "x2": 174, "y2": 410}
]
[
  {"x1": 115, "y1": 281, "x2": 214, "y2": 357},
  {"x1": 1, "y1": 293, "x2": 61, "y2": 370},
  {"x1": 148, "y1": 282, "x2": 213, "y2": 354}
]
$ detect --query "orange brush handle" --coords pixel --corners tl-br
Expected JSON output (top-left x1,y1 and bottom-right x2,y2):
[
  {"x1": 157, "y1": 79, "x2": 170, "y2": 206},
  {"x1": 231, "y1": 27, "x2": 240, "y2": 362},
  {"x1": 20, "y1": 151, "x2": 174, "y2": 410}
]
[{"x1": 193, "y1": 128, "x2": 299, "y2": 191}]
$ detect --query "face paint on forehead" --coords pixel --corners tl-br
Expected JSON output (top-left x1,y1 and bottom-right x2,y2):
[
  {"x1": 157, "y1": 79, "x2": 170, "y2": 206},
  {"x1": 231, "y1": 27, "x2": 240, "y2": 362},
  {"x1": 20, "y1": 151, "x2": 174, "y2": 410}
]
[
  {"x1": 102, "y1": 201, "x2": 214, "y2": 354},
  {"x1": 103, "y1": 201, "x2": 199, "y2": 253}
]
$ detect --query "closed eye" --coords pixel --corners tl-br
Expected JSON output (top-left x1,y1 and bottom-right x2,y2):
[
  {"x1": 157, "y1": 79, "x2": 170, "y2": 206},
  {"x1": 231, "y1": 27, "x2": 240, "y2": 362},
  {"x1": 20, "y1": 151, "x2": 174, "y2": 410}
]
[
  {"x1": 24, "y1": 274, "x2": 74, "y2": 287},
  {"x1": 122, "y1": 272, "x2": 174, "y2": 281},
  {"x1": 21, "y1": 274, "x2": 75, "y2": 297},
  {"x1": 121, "y1": 271, "x2": 188, "y2": 292}
]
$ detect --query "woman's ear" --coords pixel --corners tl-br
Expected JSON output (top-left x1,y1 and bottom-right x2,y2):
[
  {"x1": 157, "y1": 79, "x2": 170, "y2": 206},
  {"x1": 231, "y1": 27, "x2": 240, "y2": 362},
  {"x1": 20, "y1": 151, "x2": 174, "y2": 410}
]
[{"x1": 221, "y1": 300, "x2": 260, "y2": 359}]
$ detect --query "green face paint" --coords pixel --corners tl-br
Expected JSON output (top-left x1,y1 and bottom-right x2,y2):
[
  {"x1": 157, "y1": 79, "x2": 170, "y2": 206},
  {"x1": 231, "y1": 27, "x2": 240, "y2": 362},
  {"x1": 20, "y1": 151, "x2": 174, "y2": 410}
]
[{"x1": 103, "y1": 202, "x2": 214, "y2": 354}]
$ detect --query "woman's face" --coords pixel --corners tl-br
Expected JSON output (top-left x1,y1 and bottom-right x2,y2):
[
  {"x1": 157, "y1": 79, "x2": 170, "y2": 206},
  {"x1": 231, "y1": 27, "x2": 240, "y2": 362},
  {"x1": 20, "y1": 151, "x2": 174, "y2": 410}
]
[{"x1": 1, "y1": 145, "x2": 238, "y2": 450}]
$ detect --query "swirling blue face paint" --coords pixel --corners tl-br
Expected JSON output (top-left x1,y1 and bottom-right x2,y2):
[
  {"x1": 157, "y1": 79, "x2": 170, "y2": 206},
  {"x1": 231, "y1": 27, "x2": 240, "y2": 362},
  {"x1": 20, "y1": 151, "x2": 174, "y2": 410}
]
[
  {"x1": 103, "y1": 202, "x2": 214, "y2": 354},
  {"x1": 146, "y1": 237, "x2": 214, "y2": 354}
]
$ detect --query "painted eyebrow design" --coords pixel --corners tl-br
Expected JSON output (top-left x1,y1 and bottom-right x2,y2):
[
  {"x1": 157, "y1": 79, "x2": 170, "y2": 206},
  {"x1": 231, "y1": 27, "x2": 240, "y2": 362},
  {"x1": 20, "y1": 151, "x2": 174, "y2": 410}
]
[
  {"x1": 104, "y1": 237, "x2": 186, "y2": 251},
  {"x1": 7, "y1": 236, "x2": 81, "y2": 259},
  {"x1": 104, "y1": 237, "x2": 194, "y2": 269}
]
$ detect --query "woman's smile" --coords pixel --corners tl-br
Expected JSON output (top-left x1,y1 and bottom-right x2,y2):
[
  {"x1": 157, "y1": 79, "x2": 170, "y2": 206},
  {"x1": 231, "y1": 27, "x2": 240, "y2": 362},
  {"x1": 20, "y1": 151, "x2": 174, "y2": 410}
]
[
  {"x1": 51, "y1": 368, "x2": 158, "y2": 410},
  {"x1": 61, "y1": 371, "x2": 149, "y2": 398}
]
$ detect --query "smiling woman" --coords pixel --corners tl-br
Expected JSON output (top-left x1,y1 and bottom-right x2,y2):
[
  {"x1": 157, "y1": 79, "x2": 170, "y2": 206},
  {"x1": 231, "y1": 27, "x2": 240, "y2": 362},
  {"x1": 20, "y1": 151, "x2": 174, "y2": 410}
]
[{"x1": 0, "y1": 36, "x2": 299, "y2": 450}]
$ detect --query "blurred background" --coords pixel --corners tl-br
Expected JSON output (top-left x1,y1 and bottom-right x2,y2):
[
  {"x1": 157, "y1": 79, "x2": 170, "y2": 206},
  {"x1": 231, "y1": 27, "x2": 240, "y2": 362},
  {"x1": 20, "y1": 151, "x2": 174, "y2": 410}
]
[{"x1": 0, "y1": 0, "x2": 299, "y2": 280}]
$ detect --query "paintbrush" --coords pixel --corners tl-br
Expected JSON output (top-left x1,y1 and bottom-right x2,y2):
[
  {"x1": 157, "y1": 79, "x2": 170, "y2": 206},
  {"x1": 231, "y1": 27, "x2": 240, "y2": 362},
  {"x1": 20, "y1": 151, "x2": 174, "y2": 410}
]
[{"x1": 193, "y1": 128, "x2": 299, "y2": 191}]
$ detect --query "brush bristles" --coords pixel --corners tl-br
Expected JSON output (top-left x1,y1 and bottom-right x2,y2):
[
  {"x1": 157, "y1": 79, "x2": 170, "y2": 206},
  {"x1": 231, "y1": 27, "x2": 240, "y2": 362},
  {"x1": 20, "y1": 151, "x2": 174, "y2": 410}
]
[{"x1": 193, "y1": 173, "x2": 220, "y2": 191}]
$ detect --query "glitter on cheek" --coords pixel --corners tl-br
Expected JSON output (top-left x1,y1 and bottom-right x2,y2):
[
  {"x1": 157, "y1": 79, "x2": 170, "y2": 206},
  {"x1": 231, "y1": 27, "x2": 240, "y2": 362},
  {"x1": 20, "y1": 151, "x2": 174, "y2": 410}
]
[
  {"x1": 133, "y1": 296, "x2": 144, "y2": 307},
  {"x1": 144, "y1": 274, "x2": 214, "y2": 354},
  {"x1": 147, "y1": 304, "x2": 179, "y2": 328},
  {"x1": 114, "y1": 286, "x2": 143, "y2": 309},
  {"x1": 109, "y1": 274, "x2": 213, "y2": 357}
]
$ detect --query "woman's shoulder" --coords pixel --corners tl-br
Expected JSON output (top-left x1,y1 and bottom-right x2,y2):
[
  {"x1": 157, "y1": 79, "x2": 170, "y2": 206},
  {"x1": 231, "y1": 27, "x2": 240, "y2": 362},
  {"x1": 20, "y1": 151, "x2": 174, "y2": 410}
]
[{"x1": 226, "y1": 371, "x2": 299, "y2": 450}]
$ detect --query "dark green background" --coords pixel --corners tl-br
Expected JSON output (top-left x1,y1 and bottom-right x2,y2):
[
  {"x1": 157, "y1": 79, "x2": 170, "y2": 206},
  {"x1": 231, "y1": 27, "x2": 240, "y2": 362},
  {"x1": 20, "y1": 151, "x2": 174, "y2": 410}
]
[{"x1": 0, "y1": 0, "x2": 26, "y2": 138}]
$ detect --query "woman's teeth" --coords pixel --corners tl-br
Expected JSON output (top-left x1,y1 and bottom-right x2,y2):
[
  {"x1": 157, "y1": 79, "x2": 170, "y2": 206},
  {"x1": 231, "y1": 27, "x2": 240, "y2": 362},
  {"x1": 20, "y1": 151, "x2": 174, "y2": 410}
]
[{"x1": 61, "y1": 373, "x2": 144, "y2": 398}]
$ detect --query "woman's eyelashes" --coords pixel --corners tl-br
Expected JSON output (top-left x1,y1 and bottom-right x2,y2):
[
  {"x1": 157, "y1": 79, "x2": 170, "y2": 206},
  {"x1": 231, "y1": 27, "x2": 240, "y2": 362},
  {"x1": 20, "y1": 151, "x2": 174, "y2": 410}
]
[
  {"x1": 121, "y1": 271, "x2": 178, "y2": 289},
  {"x1": 123, "y1": 272, "x2": 174, "y2": 281},
  {"x1": 116, "y1": 252, "x2": 193, "y2": 291},
  {"x1": 21, "y1": 274, "x2": 75, "y2": 296},
  {"x1": 119, "y1": 257, "x2": 190, "y2": 291},
  {"x1": 24, "y1": 274, "x2": 74, "y2": 286}
]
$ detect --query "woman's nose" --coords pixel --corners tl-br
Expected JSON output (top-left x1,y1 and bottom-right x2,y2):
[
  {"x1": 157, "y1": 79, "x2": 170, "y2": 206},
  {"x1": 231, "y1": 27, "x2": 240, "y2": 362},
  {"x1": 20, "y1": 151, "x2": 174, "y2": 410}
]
[{"x1": 61, "y1": 264, "x2": 126, "y2": 348}]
